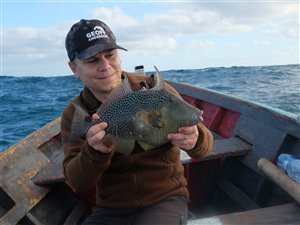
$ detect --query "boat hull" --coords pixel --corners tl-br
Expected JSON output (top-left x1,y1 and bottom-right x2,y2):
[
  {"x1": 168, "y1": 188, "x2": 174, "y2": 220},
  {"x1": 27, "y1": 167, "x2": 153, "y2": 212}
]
[{"x1": 1, "y1": 81, "x2": 299, "y2": 224}]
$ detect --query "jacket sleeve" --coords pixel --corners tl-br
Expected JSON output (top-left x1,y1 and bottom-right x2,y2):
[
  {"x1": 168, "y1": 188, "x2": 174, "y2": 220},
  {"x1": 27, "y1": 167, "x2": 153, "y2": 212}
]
[
  {"x1": 61, "y1": 102, "x2": 113, "y2": 193},
  {"x1": 165, "y1": 83, "x2": 214, "y2": 159}
]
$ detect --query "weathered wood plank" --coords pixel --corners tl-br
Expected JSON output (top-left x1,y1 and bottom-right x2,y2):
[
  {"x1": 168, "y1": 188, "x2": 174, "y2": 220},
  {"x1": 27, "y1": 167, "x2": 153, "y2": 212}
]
[
  {"x1": 32, "y1": 161, "x2": 65, "y2": 185},
  {"x1": 0, "y1": 118, "x2": 61, "y2": 224},
  {"x1": 0, "y1": 200, "x2": 27, "y2": 225},
  {"x1": 32, "y1": 151, "x2": 65, "y2": 185},
  {"x1": 0, "y1": 148, "x2": 50, "y2": 224}
]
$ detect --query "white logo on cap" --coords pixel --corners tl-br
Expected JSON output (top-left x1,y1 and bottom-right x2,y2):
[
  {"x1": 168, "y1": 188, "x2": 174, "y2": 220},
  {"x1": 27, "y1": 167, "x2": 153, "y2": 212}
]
[{"x1": 86, "y1": 26, "x2": 108, "y2": 42}]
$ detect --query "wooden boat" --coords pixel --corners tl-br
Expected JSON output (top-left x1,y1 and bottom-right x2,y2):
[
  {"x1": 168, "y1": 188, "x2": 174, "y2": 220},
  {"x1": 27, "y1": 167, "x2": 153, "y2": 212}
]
[{"x1": 1, "y1": 77, "x2": 300, "y2": 225}]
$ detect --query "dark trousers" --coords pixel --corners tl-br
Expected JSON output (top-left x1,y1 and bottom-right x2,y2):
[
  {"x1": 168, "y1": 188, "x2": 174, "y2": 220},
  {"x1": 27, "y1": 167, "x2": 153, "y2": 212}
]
[{"x1": 82, "y1": 196, "x2": 188, "y2": 225}]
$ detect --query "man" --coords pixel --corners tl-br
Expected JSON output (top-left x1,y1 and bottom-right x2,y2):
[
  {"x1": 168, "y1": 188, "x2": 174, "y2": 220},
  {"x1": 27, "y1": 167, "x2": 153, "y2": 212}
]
[{"x1": 61, "y1": 19, "x2": 213, "y2": 225}]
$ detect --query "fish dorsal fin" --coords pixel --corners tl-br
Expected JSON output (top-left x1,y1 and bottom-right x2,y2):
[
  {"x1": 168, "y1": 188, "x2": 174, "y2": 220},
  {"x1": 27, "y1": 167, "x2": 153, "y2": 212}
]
[
  {"x1": 97, "y1": 75, "x2": 133, "y2": 115},
  {"x1": 151, "y1": 66, "x2": 165, "y2": 91}
]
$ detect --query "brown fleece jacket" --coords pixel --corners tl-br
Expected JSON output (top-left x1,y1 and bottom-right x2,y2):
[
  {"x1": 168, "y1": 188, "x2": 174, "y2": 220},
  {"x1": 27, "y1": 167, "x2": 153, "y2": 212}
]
[{"x1": 61, "y1": 72, "x2": 213, "y2": 208}]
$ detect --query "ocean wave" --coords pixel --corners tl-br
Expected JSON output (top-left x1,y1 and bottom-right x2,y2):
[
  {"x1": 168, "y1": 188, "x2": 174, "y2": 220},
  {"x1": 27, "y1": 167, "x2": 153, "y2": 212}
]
[{"x1": 1, "y1": 64, "x2": 299, "y2": 151}]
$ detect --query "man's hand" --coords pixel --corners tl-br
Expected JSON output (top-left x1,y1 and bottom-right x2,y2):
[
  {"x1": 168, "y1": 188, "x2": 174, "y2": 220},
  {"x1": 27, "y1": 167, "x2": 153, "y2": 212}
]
[
  {"x1": 167, "y1": 125, "x2": 199, "y2": 151},
  {"x1": 86, "y1": 114, "x2": 112, "y2": 153}
]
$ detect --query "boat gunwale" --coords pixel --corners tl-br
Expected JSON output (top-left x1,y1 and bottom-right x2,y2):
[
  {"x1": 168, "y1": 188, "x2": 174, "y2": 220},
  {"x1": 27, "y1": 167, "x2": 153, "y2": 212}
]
[{"x1": 167, "y1": 80, "x2": 300, "y2": 138}]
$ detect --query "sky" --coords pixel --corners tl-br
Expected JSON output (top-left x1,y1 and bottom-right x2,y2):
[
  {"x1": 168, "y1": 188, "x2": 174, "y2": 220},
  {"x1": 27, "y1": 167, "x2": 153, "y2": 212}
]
[{"x1": 1, "y1": 0, "x2": 299, "y2": 76}]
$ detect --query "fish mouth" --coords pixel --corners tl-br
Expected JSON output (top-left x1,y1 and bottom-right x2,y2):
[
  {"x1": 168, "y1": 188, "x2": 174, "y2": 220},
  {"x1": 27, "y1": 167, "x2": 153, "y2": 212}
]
[{"x1": 193, "y1": 110, "x2": 203, "y2": 123}]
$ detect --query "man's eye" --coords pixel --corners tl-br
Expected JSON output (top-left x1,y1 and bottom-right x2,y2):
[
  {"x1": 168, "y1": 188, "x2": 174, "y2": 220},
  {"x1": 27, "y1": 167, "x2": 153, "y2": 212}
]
[
  {"x1": 86, "y1": 58, "x2": 97, "y2": 63},
  {"x1": 106, "y1": 53, "x2": 114, "y2": 58},
  {"x1": 106, "y1": 51, "x2": 116, "y2": 58}
]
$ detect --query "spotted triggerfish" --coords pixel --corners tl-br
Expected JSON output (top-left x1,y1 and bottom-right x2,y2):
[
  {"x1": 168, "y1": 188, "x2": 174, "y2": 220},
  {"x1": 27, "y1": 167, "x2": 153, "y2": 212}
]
[{"x1": 70, "y1": 66, "x2": 202, "y2": 155}]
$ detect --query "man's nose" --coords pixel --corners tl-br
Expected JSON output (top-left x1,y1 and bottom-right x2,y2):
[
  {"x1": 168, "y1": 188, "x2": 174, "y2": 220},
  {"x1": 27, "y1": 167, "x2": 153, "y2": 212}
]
[{"x1": 97, "y1": 58, "x2": 110, "y2": 71}]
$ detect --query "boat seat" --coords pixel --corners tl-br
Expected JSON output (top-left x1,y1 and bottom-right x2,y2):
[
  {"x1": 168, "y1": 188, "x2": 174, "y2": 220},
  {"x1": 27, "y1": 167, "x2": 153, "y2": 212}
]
[
  {"x1": 32, "y1": 158, "x2": 64, "y2": 185},
  {"x1": 180, "y1": 136, "x2": 251, "y2": 164}
]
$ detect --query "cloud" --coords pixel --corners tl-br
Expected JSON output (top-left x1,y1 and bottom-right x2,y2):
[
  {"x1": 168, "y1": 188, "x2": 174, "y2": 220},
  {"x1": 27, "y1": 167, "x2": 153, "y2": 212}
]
[
  {"x1": 175, "y1": 2, "x2": 298, "y2": 24},
  {"x1": 2, "y1": 2, "x2": 299, "y2": 75},
  {"x1": 91, "y1": 7, "x2": 139, "y2": 30},
  {"x1": 142, "y1": 8, "x2": 253, "y2": 35},
  {"x1": 2, "y1": 23, "x2": 71, "y2": 76},
  {"x1": 227, "y1": 42, "x2": 240, "y2": 49},
  {"x1": 89, "y1": 6, "x2": 252, "y2": 54},
  {"x1": 90, "y1": 3, "x2": 298, "y2": 50},
  {"x1": 170, "y1": 2, "x2": 299, "y2": 38},
  {"x1": 263, "y1": 19, "x2": 299, "y2": 39},
  {"x1": 3, "y1": 25, "x2": 66, "y2": 57},
  {"x1": 126, "y1": 35, "x2": 177, "y2": 53},
  {"x1": 91, "y1": 5, "x2": 251, "y2": 34},
  {"x1": 253, "y1": 40, "x2": 271, "y2": 46},
  {"x1": 185, "y1": 40, "x2": 215, "y2": 51}
]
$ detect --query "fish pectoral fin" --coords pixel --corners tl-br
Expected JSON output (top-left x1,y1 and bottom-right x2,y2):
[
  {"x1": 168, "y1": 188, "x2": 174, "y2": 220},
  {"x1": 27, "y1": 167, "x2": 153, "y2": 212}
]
[
  {"x1": 112, "y1": 137, "x2": 135, "y2": 156},
  {"x1": 137, "y1": 141, "x2": 156, "y2": 151}
]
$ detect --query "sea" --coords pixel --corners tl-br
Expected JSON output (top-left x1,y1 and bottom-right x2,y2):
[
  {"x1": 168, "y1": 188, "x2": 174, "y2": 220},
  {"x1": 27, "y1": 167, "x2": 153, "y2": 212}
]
[{"x1": 1, "y1": 64, "x2": 299, "y2": 152}]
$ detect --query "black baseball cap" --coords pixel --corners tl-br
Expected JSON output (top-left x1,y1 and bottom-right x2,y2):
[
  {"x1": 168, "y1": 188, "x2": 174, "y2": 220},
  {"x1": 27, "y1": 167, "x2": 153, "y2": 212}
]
[{"x1": 65, "y1": 19, "x2": 127, "y2": 61}]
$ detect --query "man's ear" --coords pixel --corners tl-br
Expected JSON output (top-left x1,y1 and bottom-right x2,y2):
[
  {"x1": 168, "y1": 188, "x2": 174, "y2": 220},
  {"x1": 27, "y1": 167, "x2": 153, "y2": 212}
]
[{"x1": 68, "y1": 61, "x2": 79, "y2": 79}]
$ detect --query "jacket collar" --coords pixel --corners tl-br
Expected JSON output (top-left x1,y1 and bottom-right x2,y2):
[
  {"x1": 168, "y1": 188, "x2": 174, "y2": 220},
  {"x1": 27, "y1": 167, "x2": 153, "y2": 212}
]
[{"x1": 80, "y1": 87, "x2": 101, "y2": 114}]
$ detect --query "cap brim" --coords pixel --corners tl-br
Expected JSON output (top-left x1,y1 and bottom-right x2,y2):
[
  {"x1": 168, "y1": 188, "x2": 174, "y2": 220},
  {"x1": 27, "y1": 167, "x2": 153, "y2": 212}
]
[{"x1": 76, "y1": 43, "x2": 127, "y2": 60}]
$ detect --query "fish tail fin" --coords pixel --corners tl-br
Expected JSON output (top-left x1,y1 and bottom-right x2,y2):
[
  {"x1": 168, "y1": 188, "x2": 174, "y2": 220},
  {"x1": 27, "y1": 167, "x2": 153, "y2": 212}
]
[{"x1": 69, "y1": 102, "x2": 93, "y2": 141}]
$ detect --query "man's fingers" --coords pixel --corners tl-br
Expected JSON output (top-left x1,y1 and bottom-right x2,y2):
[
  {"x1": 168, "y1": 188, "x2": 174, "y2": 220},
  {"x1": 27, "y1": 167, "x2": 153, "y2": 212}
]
[
  {"x1": 178, "y1": 125, "x2": 198, "y2": 134},
  {"x1": 86, "y1": 122, "x2": 107, "y2": 138},
  {"x1": 92, "y1": 113, "x2": 100, "y2": 120}
]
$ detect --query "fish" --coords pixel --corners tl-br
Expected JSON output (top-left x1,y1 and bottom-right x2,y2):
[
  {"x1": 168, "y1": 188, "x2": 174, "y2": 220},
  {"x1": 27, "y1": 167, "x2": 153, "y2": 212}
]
[{"x1": 70, "y1": 66, "x2": 201, "y2": 155}]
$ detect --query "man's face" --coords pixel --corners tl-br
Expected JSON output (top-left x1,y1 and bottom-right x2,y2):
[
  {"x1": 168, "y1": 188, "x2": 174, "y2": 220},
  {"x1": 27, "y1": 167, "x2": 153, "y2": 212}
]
[{"x1": 69, "y1": 49, "x2": 122, "y2": 100}]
